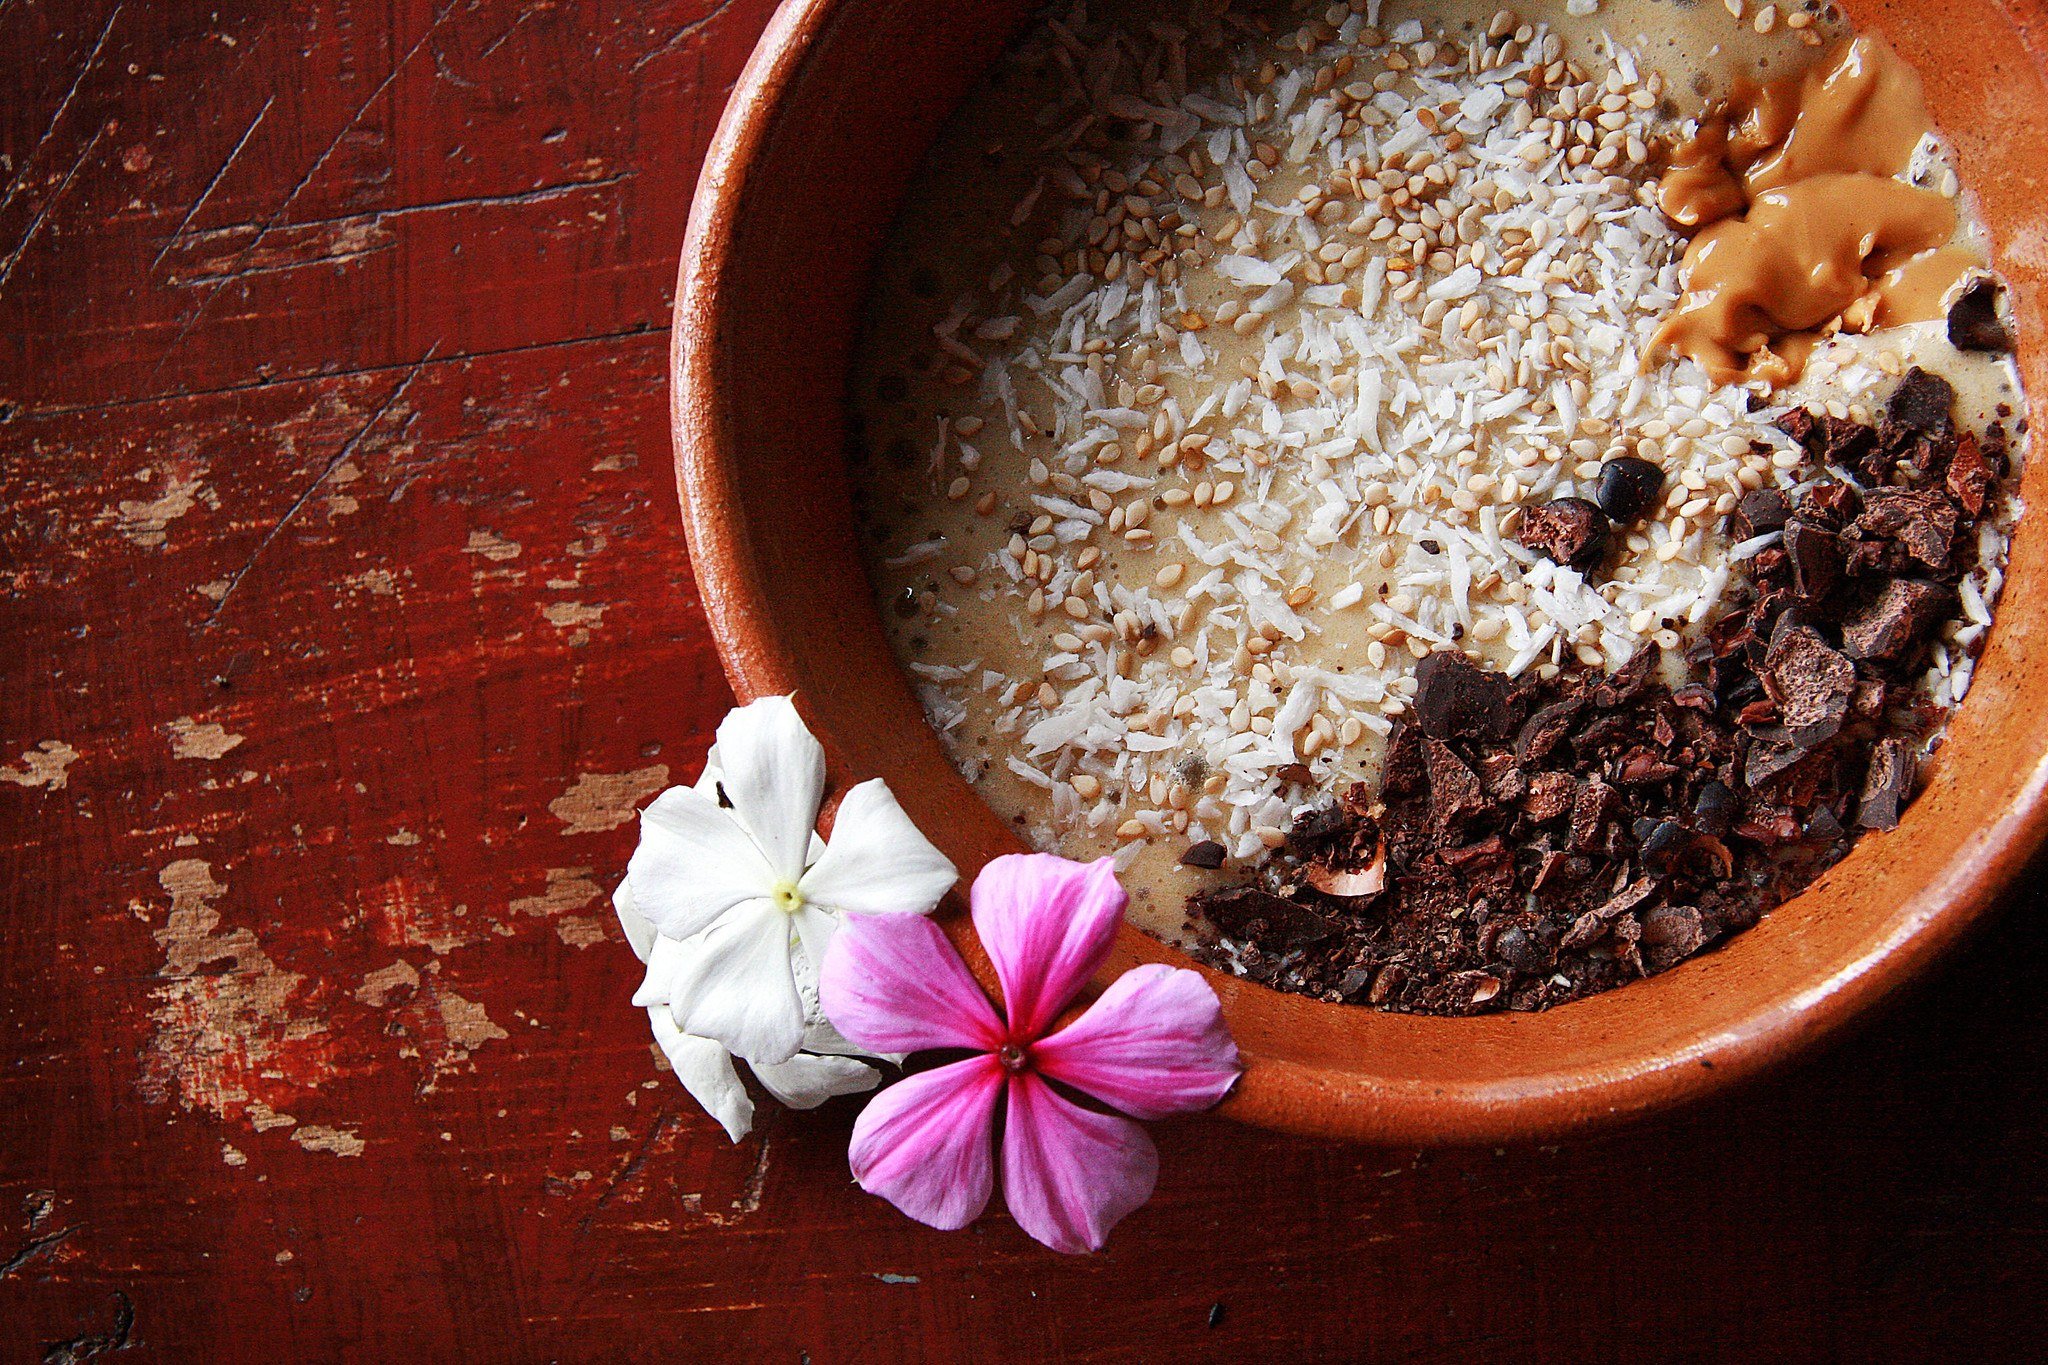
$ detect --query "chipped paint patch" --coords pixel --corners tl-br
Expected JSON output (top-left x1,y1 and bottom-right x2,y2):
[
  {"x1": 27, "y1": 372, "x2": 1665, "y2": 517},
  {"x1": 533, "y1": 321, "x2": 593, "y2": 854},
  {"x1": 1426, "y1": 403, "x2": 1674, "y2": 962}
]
[
  {"x1": 464, "y1": 529, "x2": 522, "y2": 562},
  {"x1": 138, "y1": 861, "x2": 333, "y2": 1133},
  {"x1": 556, "y1": 916, "x2": 609, "y2": 948},
  {"x1": 353, "y1": 960, "x2": 420, "y2": 1007},
  {"x1": 168, "y1": 716, "x2": 245, "y2": 760},
  {"x1": 343, "y1": 567, "x2": 400, "y2": 596},
  {"x1": 292, "y1": 1125, "x2": 366, "y2": 1157},
  {"x1": 365, "y1": 874, "x2": 476, "y2": 954},
  {"x1": 385, "y1": 828, "x2": 421, "y2": 845},
  {"x1": 549, "y1": 766, "x2": 667, "y2": 835},
  {"x1": 221, "y1": 1143, "x2": 247, "y2": 1167},
  {"x1": 108, "y1": 476, "x2": 210, "y2": 546},
  {"x1": 509, "y1": 866, "x2": 602, "y2": 918},
  {"x1": 2, "y1": 740, "x2": 78, "y2": 790}
]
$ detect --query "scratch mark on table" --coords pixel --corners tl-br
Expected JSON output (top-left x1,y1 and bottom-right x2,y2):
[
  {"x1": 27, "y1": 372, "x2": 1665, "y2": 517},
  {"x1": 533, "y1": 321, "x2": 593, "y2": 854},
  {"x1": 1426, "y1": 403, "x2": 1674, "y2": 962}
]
[
  {"x1": 202, "y1": 346, "x2": 435, "y2": 626},
  {"x1": 0, "y1": 3, "x2": 122, "y2": 216},
  {"x1": 0, "y1": 124, "x2": 106, "y2": 297},
  {"x1": 0, "y1": 1224, "x2": 77, "y2": 1280},
  {"x1": 631, "y1": 0, "x2": 739, "y2": 73},
  {"x1": 145, "y1": 0, "x2": 462, "y2": 383},
  {"x1": 41, "y1": 1290, "x2": 134, "y2": 1364},
  {"x1": 151, "y1": 93, "x2": 275, "y2": 269}
]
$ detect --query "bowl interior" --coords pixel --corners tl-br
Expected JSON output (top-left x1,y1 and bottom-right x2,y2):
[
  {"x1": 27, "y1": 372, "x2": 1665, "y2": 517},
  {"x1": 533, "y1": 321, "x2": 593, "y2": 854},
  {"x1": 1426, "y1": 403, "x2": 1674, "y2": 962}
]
[{"x1": 674, "y1": 0, "x2": 2048, "y2": 1141}]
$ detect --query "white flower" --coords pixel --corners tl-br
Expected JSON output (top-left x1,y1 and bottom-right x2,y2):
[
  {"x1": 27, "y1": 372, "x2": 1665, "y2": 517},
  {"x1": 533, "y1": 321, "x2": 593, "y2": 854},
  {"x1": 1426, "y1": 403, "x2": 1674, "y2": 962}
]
[
  {"x1": 615, "y1": 877, "x2": 887, "y2": 1142},
  {"x1": 623, "y1": 696, "x2": 957, "y2": 1068}
]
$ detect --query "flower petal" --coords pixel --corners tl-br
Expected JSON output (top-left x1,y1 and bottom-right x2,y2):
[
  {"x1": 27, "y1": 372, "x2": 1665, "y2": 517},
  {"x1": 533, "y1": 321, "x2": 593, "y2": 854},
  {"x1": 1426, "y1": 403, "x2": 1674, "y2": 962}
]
[
  {"x1": 798, "y1": 780, "x2": 957, "y2": 916},
  {"x1": 999, "y1": 1072, "x2": 1157, "y2": 1254},
  {"x1": 664, "y1": 902, "x2": 807, "y2": 1064},
  {"x1": 612, "y1": 878, "x2": 657, "y2": 964},
  {"x1": 628, "y1": 784, "x2": 777, "y2": 940},
  {"x1": 629, "y1": 930, "x2": 692, "y2": 1008},
  {"x1": 1032, "y1": 964, "x2": 1240, "y2": 1120},
  {"x1": 750, "y1": 1051, "x2": 882, "y2": 1109},
  {"x1": 819, "y1": 911, "x2": 1005, "y2": 1054},
  {"x1": 849, "y1": 1055, "x2": 1003, "y2": 1231},
  {"x1": 970, "y1": 853, "x2": 1127, "y2": 1039},
  {"x1": 715, "y1": 696, "x2": 825, "y2": 883},
  {"x1": 647, "y1": 1008, "x2": 754, "y2": 1142}
]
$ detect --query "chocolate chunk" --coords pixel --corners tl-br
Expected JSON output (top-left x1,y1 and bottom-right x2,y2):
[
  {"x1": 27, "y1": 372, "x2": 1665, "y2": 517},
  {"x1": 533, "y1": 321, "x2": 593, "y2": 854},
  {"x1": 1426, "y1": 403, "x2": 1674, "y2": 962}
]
[
  {"x1": 1560, "y1": 876, "x2": 1658, "y2": 951},
  {"x1": 1412, "y1": 652, "x2": 1515, "y2": 743},
  {"x1": 1568, "y1": 777, "x2": 1619, "y2": 852},
  {"x1": 1759, "y1": 624, "x2": 1856, "y2": 748},
  {"x1": 1178, "y1": 840, "x2": 1227, "y2": 869},
  {"x1": 1731, "y1": 487, "x2": 1789, "y2": 543},
  {"x1": 1692, "y1": 781, "x2": 1739, "y2": 836},
  {"x1": 1640, "y1": 905, "x2": 1708, "y2": 972},
  {"x1": 1424, "y1": 739, "x2": 1488, "y2": 831},
  {"x1": 1841, "y1": 579, "x2": 1957, "y2": 662},
  {"x1": 1856, "y1": 737, "x2": 1918, "y2": 831},
  {"x1": 1799, "y1": 481, "x2": 1861, "y2": 531},
  {"x1": 1380, "y1": 723, "x2": 1428, "y2": 796},
  {"x1": 1595, "y1": 457, "x2": 1665, "y2": 523},
  {"x1": 1945, "y1": 431, "x2": 1993, "y2": 518},
  {"x1": 1193, "y1": 888, "x2": 1334, "y2": 947},
  {"x1": 1743, "y1": 736, "x2": 1811, "y2": 788},
  {"x1": 1492, "y1": 925, "x2": 1550, "y2": 974},
  {"x1": 1782, "y1": 521, "x2": 1840, "y2": 600},
  {"x1": 1479, "y1": 752, "x2": 1527, "y2": 803},
  {"x1": 1592, "y1": 642, "x2": 1661, "y2": 708},
  {"x1": 1515, "y1": 697, "x2": 1585, "y2": 766},
  {"x1": 1855, "y1": 487, "x2": 1959, "y2": 571},
  {"x1": 1886, "y1": 367, "x2": 1956, "y2": 439},
  {"x1": 1521, "y1": 771, "x2": 1577, "y2": 823},
  {"x1": 1947, "y1": 277, "x2": 2010, "y2": 352},
  {"x1": 1516, "y1": 497, "x2": 1611, "y2": 571}
]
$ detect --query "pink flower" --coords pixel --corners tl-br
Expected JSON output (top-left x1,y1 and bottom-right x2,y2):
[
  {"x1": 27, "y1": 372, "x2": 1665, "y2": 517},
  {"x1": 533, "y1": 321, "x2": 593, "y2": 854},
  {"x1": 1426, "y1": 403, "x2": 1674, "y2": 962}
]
[{"x1": 819, "y1": 853, "x2": 1240, "y2": 1253}]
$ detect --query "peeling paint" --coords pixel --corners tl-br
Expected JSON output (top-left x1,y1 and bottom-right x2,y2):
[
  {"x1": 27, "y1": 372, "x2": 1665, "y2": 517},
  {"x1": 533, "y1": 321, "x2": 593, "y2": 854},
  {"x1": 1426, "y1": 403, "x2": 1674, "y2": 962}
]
[
  {"x1": 555, "y1": 916, "x2": 609, "y2": 948},
  {"x1": 1, "y1": 739, "x2": 78, "y2": 790},
  {"x1": 508, "y1": 866, "x2": 602, "y2": 918},
  {"x1": 548, "y1": 766, "x2": 667, "y2": 835},
  {"x1": 541, "y1": 600, "x2": 607, "y2": 629},
  {"x1": 108, "y1": 476, "x2": 209, "y2": 546},
  {"x1": 353, "y1": 960, "x2": 420, "y2": 1007},
  {"x1": 292, "y1": 1125, "x2": 366, "y2": 1157},
  {"x1": 168, "y1": 716, "x2": 245, "y2": 760},
  {"x1": 344, "y1": 567, "x2": 400, "y2": 596},
  {"x1": 464, "y1": 528, "x2": 522, "y2": 561},
  {"x1": 138, "y1": 861, "x2": 332, "y2": 1134}
]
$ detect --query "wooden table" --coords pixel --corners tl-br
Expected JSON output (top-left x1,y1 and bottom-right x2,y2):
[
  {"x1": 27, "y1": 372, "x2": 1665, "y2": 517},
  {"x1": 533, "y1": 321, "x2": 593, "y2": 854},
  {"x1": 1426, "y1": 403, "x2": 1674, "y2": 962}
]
[{"x1": 2, "y1": 2, "x2": 2042, "y2": 1358}]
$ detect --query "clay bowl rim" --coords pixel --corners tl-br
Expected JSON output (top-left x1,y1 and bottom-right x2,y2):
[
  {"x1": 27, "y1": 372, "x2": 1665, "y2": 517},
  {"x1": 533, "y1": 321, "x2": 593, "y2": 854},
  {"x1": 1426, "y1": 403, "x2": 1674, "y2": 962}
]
[{"x1": 670, "y1": 0, "x2": 2048, "y2": 1143}]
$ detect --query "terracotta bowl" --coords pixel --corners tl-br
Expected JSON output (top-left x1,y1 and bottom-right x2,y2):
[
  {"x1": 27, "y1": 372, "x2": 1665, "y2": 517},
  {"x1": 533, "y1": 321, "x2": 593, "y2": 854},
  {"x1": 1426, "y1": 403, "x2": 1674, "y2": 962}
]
[{"x1": 672, "y1": 0, "x2": 2048, "y2": 1142}]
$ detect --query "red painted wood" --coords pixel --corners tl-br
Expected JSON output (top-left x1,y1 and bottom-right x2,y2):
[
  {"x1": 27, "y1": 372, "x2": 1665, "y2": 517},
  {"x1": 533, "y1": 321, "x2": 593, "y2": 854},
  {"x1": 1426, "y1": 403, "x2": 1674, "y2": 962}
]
[{"x1": 0, "y1": 1, "x2": 2041, "y2": 1358}]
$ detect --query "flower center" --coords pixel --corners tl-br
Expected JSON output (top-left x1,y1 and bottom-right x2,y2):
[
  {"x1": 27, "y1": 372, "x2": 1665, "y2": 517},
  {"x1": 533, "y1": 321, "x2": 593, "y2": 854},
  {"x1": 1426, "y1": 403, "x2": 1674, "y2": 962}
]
[
  {"x1": 770, "y1": 880, "x2": 805, "y2": 914},
  {"x1": 997, "y1": 1043, "x2": 1030, "y2": 1073}
]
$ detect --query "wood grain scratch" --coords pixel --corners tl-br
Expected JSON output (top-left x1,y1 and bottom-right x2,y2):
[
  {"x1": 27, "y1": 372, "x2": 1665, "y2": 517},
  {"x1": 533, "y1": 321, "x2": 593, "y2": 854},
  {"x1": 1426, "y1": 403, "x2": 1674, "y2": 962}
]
[
  {"x1": 151, "y1": 94, "x2": 276, "y2": 270},
  {"x1": 202, "y1": 347, "x2": 434, "y2": 625},
  {"x1": 0, "y1": 3, "x2": 122, "y2": 216}
]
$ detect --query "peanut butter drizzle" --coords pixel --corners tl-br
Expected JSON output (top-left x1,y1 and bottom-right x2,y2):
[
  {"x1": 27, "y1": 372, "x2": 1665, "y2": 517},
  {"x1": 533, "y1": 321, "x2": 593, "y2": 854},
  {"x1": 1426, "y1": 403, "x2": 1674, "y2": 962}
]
[{"x1": 1653, "y1": 35, "x2": 1980, "y2": 386}]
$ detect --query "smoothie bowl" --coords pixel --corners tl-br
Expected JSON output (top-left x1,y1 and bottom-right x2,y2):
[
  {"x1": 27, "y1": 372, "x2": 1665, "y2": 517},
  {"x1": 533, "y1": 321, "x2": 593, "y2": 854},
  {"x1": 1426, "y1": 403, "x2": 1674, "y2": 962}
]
[{"x1": 672, "y1": 0, "x2": 2048, "y2": 1142}]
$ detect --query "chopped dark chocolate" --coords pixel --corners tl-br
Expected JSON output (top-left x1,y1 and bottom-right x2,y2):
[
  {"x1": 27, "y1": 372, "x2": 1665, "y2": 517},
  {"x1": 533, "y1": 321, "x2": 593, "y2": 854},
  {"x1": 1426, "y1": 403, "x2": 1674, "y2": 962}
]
[
  {"x1": 1640, "y1": 905, "x2": 1708, "y2": 972},
  {"x1": 1179, "y1": 840, "x2": 1228, "y2": 870},
  {"x1": 1947, "y1": 277, "x2": 2010, "y2": 352},
  {"x1": 1516, "y1": 497, "x2": 1610, "y2": 570},
  {"x1": 1412, "y1": 650, "x2": 1517, "y2": 743},
  {"x1": 1841, "y1": 579, "x2": 1957, "y2": 662},
  {"x1": 1187, "y1": 377, "x2": 2000, "y2": 1016},
  {"x1": 1595, "y1": 456, "x2": 1665, "y2": 523},
  {"x1": 1782, "y1": 521, "x2": 1840, "y2": 600},
  {"x1": 1887, "y1": 367, "x2": 1956, "y2": 441},
  {"x1": 1854, "y1": 487, "x2": 1959, "y2": 572},
  {"x1": 1856, "y1": 737, "x2": 1918, "y2": 831},
  {"x1": 1731, "y1": 487, "x2": 1789, "y2": 542},
  {"x1": 1758, "y1": 624, "x2": 1855, "y2": 748}
]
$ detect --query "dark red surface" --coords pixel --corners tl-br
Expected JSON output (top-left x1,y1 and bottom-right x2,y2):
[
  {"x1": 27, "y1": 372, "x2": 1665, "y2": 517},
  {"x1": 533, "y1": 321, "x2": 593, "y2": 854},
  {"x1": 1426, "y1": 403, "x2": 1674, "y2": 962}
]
[{"x1": 0, "y1": 1, "x2": 2043, "y2": 1358}]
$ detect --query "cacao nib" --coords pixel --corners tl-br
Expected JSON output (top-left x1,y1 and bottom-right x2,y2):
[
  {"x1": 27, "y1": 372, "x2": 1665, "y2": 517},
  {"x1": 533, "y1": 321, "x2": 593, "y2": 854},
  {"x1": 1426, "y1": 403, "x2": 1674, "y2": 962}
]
[
  {"x1": 1947, "y1": 278, "x2": 2010, "y2": 352},
  {"x1": 1841, "y1": 579, "x2": 1957, "y2": 662},
  {"x1": 1856, "y1": 737, "x2": 1918, "y2": 832}
]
